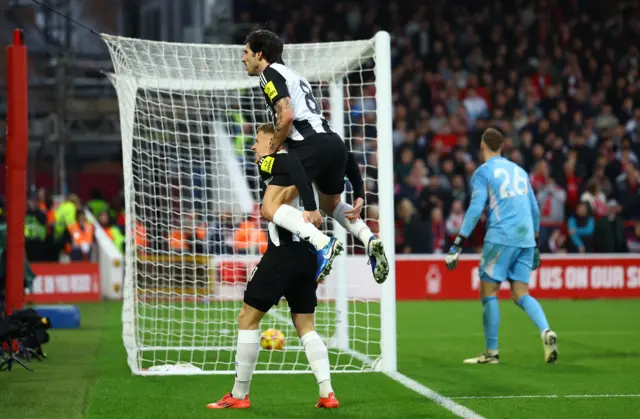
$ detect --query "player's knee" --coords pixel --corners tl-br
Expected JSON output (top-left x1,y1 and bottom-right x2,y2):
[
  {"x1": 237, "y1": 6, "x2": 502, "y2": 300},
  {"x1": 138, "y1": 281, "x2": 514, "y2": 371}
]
[
  {"x1": 291, "y1": 313, "x2": 315, "y2": 338},
  {"x1": 238, "y1": 304, "x2": 263, "y2": 330},
  {"x1": 260, "y1": 202, "x2": 275, "y2": 221},
  {"x1": 510, "y1": 290, "x2": 527, "y2": 305},
  {"x1": 319, "y1": 193, "x2": 340, "y2": 214}
]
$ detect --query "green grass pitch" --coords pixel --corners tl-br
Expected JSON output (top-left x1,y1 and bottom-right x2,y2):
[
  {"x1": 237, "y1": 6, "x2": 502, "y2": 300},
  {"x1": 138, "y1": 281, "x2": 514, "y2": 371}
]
[{"x1": 1, "y1": 299, "x2": 639, "y2": 418}]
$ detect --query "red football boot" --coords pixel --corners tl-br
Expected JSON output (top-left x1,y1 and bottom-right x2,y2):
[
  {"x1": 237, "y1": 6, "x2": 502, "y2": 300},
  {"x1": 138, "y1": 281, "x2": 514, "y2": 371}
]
[
  {"x1": 315, "y1": 392, "x2": 339, "y2": 408},
  {"x1": 206, "y1": 392, "x2": 251, "y2": 409}
]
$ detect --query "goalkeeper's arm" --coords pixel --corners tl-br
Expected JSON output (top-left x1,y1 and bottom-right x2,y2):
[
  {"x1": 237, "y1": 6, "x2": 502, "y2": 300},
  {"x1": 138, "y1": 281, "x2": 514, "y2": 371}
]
[
  {"x1": 446, "y1": 169, "x2": 488, "y2": 270},
  {"x1": 345, "y1": 152, "x2": 365, "y2": 200},
  {"x1": 271, "y1": 154, "x2": 317, "y2": 211}
]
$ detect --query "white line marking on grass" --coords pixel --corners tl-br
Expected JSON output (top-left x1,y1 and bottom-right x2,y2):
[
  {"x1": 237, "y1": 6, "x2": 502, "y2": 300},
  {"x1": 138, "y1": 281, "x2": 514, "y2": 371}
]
[
  {"x1": 452, "y1": 394, "x2": 640, "y2": 400},
  {"x1": 386, "y1": 371, "x2": 487, "y2": 419},
  {"x1": 266, "y1": 310, "x2": 486, "y2": 419}
]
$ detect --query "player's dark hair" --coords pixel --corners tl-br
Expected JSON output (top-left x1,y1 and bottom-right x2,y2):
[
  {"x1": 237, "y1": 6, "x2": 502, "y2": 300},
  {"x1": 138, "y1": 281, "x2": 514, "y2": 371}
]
[
  {"x1": 256, "y1": 123, "x2": 275, "y2": 134},
  {"x1": 245, "y1": 29, "x2": 284, "y2": 65},
  {"x1": 481, "y1": 128, "x2": 504, "y2": 152}
]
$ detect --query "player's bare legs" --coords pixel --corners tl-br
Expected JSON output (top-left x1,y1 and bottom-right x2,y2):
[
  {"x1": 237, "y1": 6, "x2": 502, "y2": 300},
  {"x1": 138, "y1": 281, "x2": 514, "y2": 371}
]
[
  {"x1": 511, "y1": 281, "x2": 557, "y2": 363},
  {"x1": 207, "y1": 304, "x2": 266, "y2": 409},
  {"x1": 279, "y1": 191, "x2": 388, "y2": 284},
  {"x1": 261, "y1": 185, "x2": 344, "y2": 282},
  {"x1": 464, "y1": 279, "x2": 501, "y2": 364},
  {"x1": 261, "y1": 184, "x2": 330, "y2": 248},
  {"x1": 291, "y1": 313, "x2": 339, "y2": 408}
]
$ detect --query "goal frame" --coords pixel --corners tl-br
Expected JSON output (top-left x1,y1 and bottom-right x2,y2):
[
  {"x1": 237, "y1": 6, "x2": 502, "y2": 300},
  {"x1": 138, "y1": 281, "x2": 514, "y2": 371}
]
[{"x1": 103, "y1": 31, "x2": 397, "y2": 375}]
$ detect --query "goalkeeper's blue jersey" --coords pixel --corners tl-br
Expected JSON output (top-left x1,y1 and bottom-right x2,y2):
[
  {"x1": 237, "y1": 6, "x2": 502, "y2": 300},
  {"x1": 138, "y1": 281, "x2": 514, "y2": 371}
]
[{"x1": 459, "y1": 156, "x2": 539, "y2": 248}]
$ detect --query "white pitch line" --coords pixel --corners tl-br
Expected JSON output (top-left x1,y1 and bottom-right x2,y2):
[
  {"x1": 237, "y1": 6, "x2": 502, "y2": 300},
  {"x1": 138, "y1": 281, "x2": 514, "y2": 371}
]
[
  {"x1": 266, "y1": 310, "x2": 486, "y2": 419},
  {"x1": 386, "y1": 371, "x2": 486, "y2": 419},
  {"x1": 452, "y1": 394, "x2": 640, "y2": 400}
]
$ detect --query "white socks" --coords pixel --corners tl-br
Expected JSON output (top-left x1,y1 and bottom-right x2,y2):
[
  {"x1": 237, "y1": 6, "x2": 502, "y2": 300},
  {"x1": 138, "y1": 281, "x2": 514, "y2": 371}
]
[
  {"x1": 332, "y1": 202, "x2": 374, "y2": 248},
  {"x1": 273, "y1": 205, "x2": 330, "y2": 250},
  {"x1": 301, "y1": 331, "x2": 333, "y2": 397},
  {"x1": 231, "y1": 329, "x2": 260, "y2": 399}
]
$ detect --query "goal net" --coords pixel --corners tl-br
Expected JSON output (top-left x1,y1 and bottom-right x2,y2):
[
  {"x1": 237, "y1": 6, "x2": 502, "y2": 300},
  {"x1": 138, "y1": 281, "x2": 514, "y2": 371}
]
[{"x1": 102, "y1": 32, "x2": 396, "y2": 376}]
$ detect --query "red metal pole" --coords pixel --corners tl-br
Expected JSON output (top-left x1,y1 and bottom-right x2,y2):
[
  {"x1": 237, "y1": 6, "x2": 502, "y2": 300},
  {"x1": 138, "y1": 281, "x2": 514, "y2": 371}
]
[{"x1": 5, "y1": 29, "x2": 29, "y2": 315}]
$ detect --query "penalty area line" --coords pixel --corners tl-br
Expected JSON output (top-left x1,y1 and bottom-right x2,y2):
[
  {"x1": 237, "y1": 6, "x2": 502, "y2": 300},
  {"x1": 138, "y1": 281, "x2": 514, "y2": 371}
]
[
  {"x1": 385, "y1": 371, "x2": 486, "y2": 419},
  {"x1": 451, "y1": 394, "x2": 640, "y2": 400}
]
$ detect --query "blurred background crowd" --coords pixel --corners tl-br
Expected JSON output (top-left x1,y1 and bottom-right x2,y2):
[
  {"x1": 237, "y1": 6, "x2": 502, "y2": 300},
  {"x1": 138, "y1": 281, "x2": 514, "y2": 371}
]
[{"x1": 2, "y1": 0, "x2": 640, "y2": 259}]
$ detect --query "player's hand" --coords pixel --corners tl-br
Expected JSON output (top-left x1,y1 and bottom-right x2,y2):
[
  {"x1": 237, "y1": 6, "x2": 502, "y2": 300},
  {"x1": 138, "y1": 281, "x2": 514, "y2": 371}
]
[
  {"x1": 532, "y1": 248, "x2": 541, "y2": 270},
  {"x1": 304, "y1": 210, "x2": 323, "y2": 227},
  {"x1": 444, "y1": 245, "x2": 462, "y2": 270},
  {"x1": 345, "y1": 198, "x2": 364, "y2": 221}
]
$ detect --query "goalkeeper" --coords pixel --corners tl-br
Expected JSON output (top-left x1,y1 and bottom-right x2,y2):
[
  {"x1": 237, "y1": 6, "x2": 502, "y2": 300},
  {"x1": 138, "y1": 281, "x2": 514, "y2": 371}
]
[
  {"x1": 207, "y1": 124, "x2": 340, "y2": 410},
  {"x1": 444, "y1": 128, "x2": 558, "y2": 365}
]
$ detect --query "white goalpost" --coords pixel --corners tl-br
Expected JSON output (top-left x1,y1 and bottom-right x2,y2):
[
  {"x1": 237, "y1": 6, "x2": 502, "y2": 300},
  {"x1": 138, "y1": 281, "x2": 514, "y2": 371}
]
[{"x1": 102, "y1": 31, "x2": 396, "y2": 376}]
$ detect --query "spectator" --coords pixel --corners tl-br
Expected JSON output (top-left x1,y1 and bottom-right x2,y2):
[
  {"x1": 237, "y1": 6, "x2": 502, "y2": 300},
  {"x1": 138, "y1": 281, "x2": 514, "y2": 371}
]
[
  {"x1": 593, "y1": 200, "x2": 627, "y2": 253},
  {"x1": 430, "y1": 206, "x2": 446, "y2": 254},
  {"x1": 586, "y1": 164, "x2": 613, "y2": 199},
  {"x1": 396, "y1": 199, "x2": 431, "y2": 254},
  {"x1": 580, "y1": 180, "x2": 608, "y2": 219},
  {"x1": 548, "y1": 229, "x2": 568, "y2": 253},
  {"x1": 445, "y1": 200, "x2": 464, "y2": 242},
  {"x1": 537, "y1": 176, "x2": 566, "y2": 245},
  {"x1": 567, "y1": 202, "x2": 595, "y2": 254},
  {"x1": 626, "y1": 223, "x2": 640, "y2": 253},
  {"x1": 65, "y1": 210, "x2": 94, "y2": 261}
]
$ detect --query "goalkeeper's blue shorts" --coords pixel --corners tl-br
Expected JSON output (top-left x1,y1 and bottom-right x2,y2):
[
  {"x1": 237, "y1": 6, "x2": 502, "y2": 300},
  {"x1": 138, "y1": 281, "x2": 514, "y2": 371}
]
[{"x1": 479, "y1": 242, "x2": 534, "y2": 284}]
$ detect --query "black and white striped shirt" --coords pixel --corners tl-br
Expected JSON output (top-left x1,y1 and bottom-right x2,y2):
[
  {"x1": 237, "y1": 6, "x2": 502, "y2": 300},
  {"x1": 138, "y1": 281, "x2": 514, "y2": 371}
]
[
  {"x1": 257, "y1": 150, "x2": 318, "y2": 247},
  {"x1": 259, "y1": 63, "x2": 333, "y2": 141}
]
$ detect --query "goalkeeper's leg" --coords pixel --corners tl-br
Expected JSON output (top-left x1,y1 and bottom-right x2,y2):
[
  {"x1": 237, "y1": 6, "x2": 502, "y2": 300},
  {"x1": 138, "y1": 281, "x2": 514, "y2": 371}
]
[
  {"x1": 292, "y1": 313, "x2": 339, "y2": 409},
  {"x1": 510, "y1": 257, "x2": 557, "y2": 364},
  {"x1": 464, "y1": 278, "x2": 501, "y2": 364}
]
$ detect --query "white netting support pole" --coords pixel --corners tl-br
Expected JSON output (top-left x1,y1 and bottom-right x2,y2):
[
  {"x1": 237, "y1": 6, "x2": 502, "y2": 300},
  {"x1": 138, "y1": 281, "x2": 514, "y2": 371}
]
[
  {"x1": 329, "y1": 80, "x2": 349, "y2": 351},
  {"x1": 107, "y1": 73, "x2": 141, "y2": 374},
  {"x1": 374, "y1": 31, "x2": 397, "y2": 373}
]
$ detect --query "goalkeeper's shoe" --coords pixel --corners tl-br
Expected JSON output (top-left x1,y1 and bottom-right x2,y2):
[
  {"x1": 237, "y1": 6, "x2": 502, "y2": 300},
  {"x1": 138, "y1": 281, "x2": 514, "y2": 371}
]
[
  {"x1": 367, "y1": 237, "x2": 389, "y2": 284},
  {"x1": 542, "y1": 329, "x2": 558, "y2": 364},
  {"x1": 315, "y1": 392, "x2": 340, "y2": 409},
  {"x1": 315, "y1": 237, "x2": 344, "y2": 283},
  {"x1": 206, "y1": 392, "x2": 251, "y2": 409},
  {"x1": 463, "y1": 352, "x2": 500, "y2": 364}
]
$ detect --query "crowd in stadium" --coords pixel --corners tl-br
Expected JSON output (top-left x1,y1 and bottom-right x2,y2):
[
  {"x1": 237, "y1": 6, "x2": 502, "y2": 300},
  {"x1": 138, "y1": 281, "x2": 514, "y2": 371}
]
[
  {"x1": 235, "y1": 0, "x2": 640, "y2": 255},
  {"x1": 4, "y1": 0, "x2": 640, "y2": 260}
]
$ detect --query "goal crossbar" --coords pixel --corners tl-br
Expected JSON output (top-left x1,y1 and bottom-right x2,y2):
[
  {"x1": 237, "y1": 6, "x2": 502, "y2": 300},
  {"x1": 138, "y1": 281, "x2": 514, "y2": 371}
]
[{"x1": 102, "y1": 31, "x2": 397, "y2": 376}]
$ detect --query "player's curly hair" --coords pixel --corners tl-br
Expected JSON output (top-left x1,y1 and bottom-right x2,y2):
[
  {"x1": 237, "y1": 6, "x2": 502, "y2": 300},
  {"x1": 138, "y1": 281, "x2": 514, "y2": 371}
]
[{"x1": 245, "y1": 29, "x2": 284, "y2": 65}]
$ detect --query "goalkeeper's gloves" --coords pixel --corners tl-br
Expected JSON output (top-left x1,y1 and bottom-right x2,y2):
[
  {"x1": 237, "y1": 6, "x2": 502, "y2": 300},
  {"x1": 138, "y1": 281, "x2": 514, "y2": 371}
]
[
  {"x1": 532, "y1": 236, "x2": 541, "y2": 271},
  {"x1": 445, "y1": 236, "x2": 465, "y2": 271}
]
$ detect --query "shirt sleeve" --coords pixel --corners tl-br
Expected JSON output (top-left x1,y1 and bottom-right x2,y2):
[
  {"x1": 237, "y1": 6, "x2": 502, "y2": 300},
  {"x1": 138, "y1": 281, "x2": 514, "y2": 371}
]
[
  {"x1": 459, "y1": 167, "x2": 489, "y2": 239},
  {"x1": 261, "y1": 66, "x2": 290, "y2": 105},
  {"x1": 268, "y1": 154, "x2": 317, "y2": 211}
]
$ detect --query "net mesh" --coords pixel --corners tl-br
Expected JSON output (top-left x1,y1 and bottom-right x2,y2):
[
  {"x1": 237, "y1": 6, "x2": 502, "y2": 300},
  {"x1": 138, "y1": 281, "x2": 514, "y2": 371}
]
[{"x1": 103, "y1": 34, "x2": 384, "y2": 375}]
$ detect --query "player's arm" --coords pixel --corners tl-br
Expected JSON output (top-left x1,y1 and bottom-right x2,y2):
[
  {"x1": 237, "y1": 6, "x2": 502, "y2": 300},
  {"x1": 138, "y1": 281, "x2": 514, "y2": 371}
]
[
  {"x1": 445, "y1": 168, "x2": 488, "y2": 270},
  {"x1": 270, "y1": 154, "x2": 317, "y2": 211},
  {"x1": 528, "y1": 182, "x2": 540, "y2": 243},
  {"x1": 458, "y1": 168, "x2": 489, "y2": 244},
  {"x1": 262, "y1": 67, "x2": 293, "y2": 151},
  {"x1": 528, "y1": 178, "x2": 542, "y2": 269}
]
